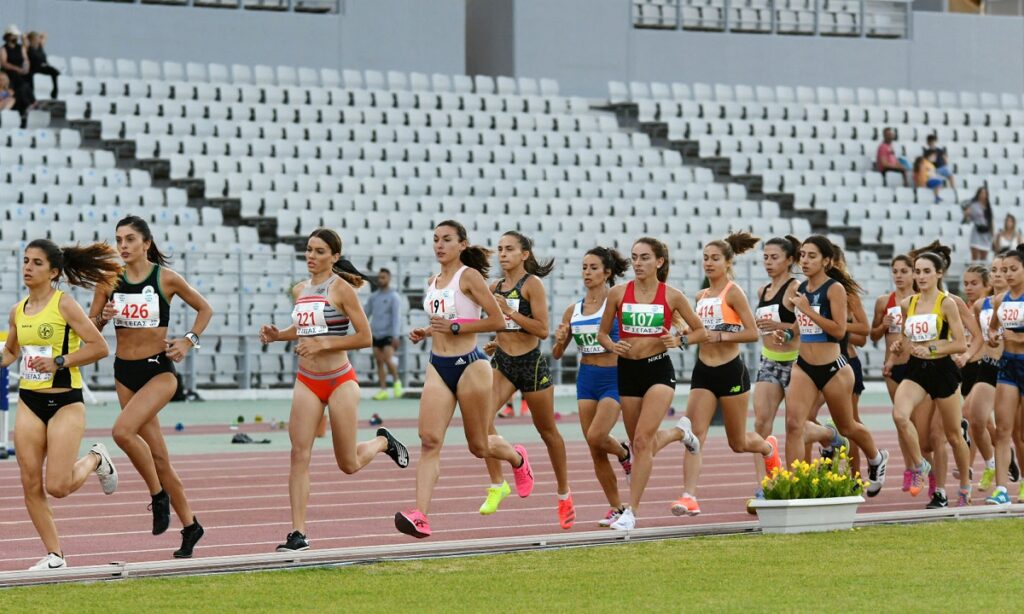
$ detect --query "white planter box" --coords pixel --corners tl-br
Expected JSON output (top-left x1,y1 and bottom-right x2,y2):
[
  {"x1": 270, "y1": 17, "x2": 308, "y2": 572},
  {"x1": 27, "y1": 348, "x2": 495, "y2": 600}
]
[{"x1": 751, "y1": 496, "x2": 864, "y2": 534}]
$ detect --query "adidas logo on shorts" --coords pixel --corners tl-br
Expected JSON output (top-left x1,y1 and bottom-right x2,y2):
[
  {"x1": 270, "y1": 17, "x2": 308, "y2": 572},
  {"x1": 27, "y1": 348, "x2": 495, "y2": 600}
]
[{"x1": 455, "y1": 358, "x2": 466, "y2": 366}]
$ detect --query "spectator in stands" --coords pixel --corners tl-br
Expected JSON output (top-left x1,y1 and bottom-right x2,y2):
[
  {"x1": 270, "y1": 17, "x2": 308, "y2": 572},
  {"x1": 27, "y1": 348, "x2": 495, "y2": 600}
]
[
  {"x1": 0, "y1": 24, "x2": 34, "y2": 116},
  {"x1": 26, "y1": 31, "x2": 59, "y2": 100},
  {"x1": 0, "y1": 72, "x2": 15, "y2": 111},
  {"x1": 924, "y1": 134, "x2": 958, "y2": 201},
  {"x1": 993, "y1": 213, "x2": 1022, "y2": 253},
  {"x1": 876, "y1": 127, "x2": 911, "y2": 187},
  {"x1": 913, "y1": 151, "x2": 945, "y2": 203},
  {"x1": 963, "y1": 187, "x2": 993, "y2": 261},
  {"x1": 365, "y1": 268, "x2": 403, "y2": 400}
]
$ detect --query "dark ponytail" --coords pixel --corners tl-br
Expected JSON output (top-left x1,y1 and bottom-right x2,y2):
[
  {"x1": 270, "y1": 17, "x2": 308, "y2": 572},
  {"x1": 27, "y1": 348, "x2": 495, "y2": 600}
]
[
  {"x1": 585, "y1": 246, "x2": 630, "y2": 286},
  {"x1": 115, "y1": 215, "x2": 170, "y2": 266},
  {"x1": 27, "y1": 239, "x2": 121, "y2": 289},
  {"x1": 307, "y1": 228, "x2": 367, "y2": 288},
  {"x1": 908, "y1": 240, "x2": 952, "y2": 272},
  {"x1": 634, "y1": 237, "x2": 670, "y2": 282},
  {"x1": 765, "y1": 235, "x2": 800, "y2": 261},
  {"x1": 502, "y1": 230, "x2": 554, "y2": 278},
  {"x1": 801, "y1": 235, "x2": 862, "y2": 295},
  {"x1": 439, "y1": 220, "x2": 492, "y2": 278}
]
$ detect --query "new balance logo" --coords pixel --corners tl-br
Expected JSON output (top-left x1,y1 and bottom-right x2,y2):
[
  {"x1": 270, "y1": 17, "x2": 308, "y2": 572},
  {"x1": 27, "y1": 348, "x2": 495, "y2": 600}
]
[
  {"x1": 729, "y1": 385, "x2": 741, "y2": 393},
  {"x1": 455, "y1": 358, "x2": 467, "y2": 366}
]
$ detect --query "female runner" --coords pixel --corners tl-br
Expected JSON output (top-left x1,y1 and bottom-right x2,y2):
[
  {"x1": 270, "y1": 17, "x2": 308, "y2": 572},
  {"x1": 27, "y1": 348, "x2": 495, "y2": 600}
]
[
  {"x1": 779, "y1": 236, "x2": 889, "y2": 495},
  {"x1": 966, "y1": 260, "x2": 1001, "y2": 491},
  {"x1": 395, "y1": 220, "x2": 528, "y2": 538},
  {"x1": 2, "y1": 239, "x2": 120, "y2": 570},
  {"x1": 672, "y1": 233, "x2": 782, "y2": 517},
  {"x1": 90, "y1": 216, "x2": 212, "y2": 558},
  {"x1": 260, "y1": 229, "x2": 409, "y2": 551},
  {"x1": 551, "y1": 246, "x2": 632, "y2": 527},
  {"x1": 479, "y1": 231, "x2": 573, "y2": 529},
  {"x1": 597, "y1": 237, "x2": 705, "y2": 530}
]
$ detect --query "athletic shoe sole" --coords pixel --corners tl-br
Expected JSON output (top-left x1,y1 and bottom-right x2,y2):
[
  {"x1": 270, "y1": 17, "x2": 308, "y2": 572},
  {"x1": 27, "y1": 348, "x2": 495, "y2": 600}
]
[
  {"x1": 377, "y1": 428, "x2": 410, "y2": 468},
  {"x1": 394, "y1": 512, "x2": 430, "y2": 538},
  {"x1": 275, "y1": 544, "x2": 310, "y2": 552}
]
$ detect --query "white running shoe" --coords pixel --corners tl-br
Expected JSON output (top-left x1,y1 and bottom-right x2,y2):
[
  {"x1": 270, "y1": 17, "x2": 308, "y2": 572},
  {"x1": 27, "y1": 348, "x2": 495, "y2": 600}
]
[
  {"x1": 598, "y1": 508, "x2": 623, "y2": 527},
  {"x1": 28, "y1": 552, "x2": 66, "y2": 571},
  {"x1": 675, "y1": 417, "x2": 701, "y2": 455},
  {"x1": 90, "y1": 442, "x2": 118, "y2": 495},
  {"x1": 609, "y1": 507, "x2": 636, "y2": 531}
]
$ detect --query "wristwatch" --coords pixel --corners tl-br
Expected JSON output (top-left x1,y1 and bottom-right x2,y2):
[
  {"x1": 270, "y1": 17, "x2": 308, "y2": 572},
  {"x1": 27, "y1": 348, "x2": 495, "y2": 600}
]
[
  {"x1": 678, "y1": 334, "x2": 688, "y2": 349},
  {"x1": 54, "y1": 355, "x2": 66, "y2": 369},
  {"x1": 928, "y1": 344, "x2": 938, "y2": 357},
  {"x1": 184, "y1": 332, "x2": 201, "y2": 350},
  {"x1": 450, "y1": 322, "x2": 461, "y2": 335}
]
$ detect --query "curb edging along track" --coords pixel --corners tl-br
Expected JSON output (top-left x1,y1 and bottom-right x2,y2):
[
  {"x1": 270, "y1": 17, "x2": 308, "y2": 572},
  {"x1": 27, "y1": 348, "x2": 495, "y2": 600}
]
[{"x1": 2, "y1": 504, "x2": 1022, "y2": 588}]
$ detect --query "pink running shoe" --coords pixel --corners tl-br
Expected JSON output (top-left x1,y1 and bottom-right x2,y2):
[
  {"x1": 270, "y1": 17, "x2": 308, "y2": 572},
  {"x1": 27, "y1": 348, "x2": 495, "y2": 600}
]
[
  {"x1": 512, "y1": 444, "x2": 535, "y2": 497},
  {"x1": 394, "y1": 509, "x2": 431, "y2": 538},
  {"x1": 902, "y1": 470, "x2": 913, "y2": 492}
]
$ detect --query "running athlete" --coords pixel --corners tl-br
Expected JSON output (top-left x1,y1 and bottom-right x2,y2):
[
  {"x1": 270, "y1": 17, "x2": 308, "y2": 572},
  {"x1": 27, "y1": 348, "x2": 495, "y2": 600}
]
[
  {"x1": 836, "y1": 247, "x2": 870, "y2": 476},
  {"x1": 598, "y1": 237, "x2": 705, "y2": 530},
  {"x1": 778, "y1": 236, "x2": 889, "y2": 495},
  {"x1": 89, "y1": 216, "x2": 212, "y2": 558},
  {"x1": 966, "y1": 261, "x2": 1001, "y2": 491},
  {"x1": 984, "y1": 248, "x2": 1024, "y2": 504},
  {"x1": 260, "y1": 229, "x2": 410, "y2": 551},
  {"x1": 2, "y1": 239, "x2": 120, "y2": 570},
  {"x1": 671, "y1": 233, "x2": 782, "y2": 517},
  {"x1": 872, "y1": 255, "x2": 915, "y2": 404},
  {"x1": 551, "y1": 247, "x2": 632, "y2": 527},
  {"x1": 395, "y1": 220, "x2": 528, "y2": 538},
  {"x1": 888, "y1": 248, "x2": 971, "y2": 506},
  {"x1": 479, "y1": 231, "x2": 573, "y2": 528},
  {"x1": 750, "y1": 236, "x2": 800, "y2": 497}
]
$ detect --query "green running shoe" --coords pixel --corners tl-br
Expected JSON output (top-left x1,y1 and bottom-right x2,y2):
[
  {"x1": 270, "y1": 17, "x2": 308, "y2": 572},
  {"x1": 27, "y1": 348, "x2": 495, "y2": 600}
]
[
  {"x1": 479, "y1": 481, "x2": 511, "y2": 515},
  {"x1": 979, "y1": 467, "x2": 995, "y2": 492}
]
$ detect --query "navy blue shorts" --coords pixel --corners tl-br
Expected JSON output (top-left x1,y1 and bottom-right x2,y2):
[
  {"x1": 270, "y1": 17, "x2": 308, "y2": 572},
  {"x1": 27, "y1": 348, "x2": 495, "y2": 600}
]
[
  {"x1": 997, "y1": 352, "x2": 1024, "y2": 396},
  {"x1": 849, "y1": 355, "x2": 865, "y2": 396},
  {"x1": 576, "y1": 363, "x2": 619, "y2": 403},
  {"x1": 429, "y1": 348, "x2": 488, "y2": 394}
]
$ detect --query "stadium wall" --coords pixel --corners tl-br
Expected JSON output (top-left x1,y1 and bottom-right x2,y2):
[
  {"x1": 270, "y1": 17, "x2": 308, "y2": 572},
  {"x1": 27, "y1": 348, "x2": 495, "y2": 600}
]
[
  {"x1": 1, "y1": 0, "x2": 464, "y2": 75},
  {"x1": 470, "y1": 0, "x2": 1024, "y2": 97}
]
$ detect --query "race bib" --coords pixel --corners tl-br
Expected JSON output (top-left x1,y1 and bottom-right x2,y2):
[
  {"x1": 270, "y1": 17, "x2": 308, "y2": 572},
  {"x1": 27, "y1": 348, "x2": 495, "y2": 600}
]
[
  {"x1": 755, "y1": 304, "x2": 779, "y2": 335},
  {"x1": 424, "y1": 288, "x2": 457, "y2": 321},
  {"x1": 292, "y1": 300, "x2": 328, "y2": 336},
  {"x1": 797, "y1": 306, "x2": 822, "y2": 337},
  {"x1": 112, "y1": 288, "x2": 160, "y2": 328},
  {"x1": 502, "y1": 298, "x2": 521, "y2": 330},
  {"x1": 999, "y1": 301, "x2": 1024, "y2": 329},
  {"x1": 904, "y1": 314, "x2": 938, "y2": 342},
  {"x1": 980, "y1": 308, "x2": 1000, "y2": 342},
  {"x1": 886, "y1": 306, "x2": 903, "y2": 334},
  {"x1": 571, "y1": 323, "x2": 603, "y2": 354},
  {"x1": 621, "y1": 303, "x2": 665, "y2": 335},
  {"x1": 20, "y1": 345, "x2": 53, "y2": 384},
  {"x1": 695, "y1": 297, "x2": 723, "y2": 330}
]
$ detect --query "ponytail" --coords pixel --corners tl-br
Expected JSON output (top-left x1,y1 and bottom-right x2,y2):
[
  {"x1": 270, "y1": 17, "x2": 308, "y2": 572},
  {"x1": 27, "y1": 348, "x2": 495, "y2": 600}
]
[
  {"x1": 27, "y1": 239, "x2": 120, "y2": 289},
  {"x1": 634, "y1": 237, "x2": 670, "y2": 282},
  {"x1": 765, "y1": 235, "x2": 800, "y2": 262},
  {"x1": 502, "y1": 230, "x2": 554, "y2": 278},
  {"x1": 438, "y1": 220, "x2": 492, "y2": 278},
  {"x1": 585, "y1": 246, "x2": 630, "y2": 286},
  {"x1": 306, "y1": 227, "x2": 366, "y2": 288},
  {"x1": 802, "y1": 235, "x2": 863, "y2": 295},
  {"x1": 707, "y1": 231, "x2": 759, "y2": 278},
  {"x1": 115, "y1": 215, "x2": 170, "y2": 266}
]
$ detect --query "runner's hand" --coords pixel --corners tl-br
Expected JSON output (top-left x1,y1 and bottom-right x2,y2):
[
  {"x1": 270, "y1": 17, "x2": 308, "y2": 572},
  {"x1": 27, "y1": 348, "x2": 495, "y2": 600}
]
[
  {"x1": 165, "y1": 338, "x2": 191, "y2": 362},
  {"x1": 554, "y1": 323, "x2": 570, "y2": 344},
  {"x1": 101, "y1": 300, "x2": 118, "y2": 321},
  {"x1": 259, "y1": 324, "x2": 279, "y2": 344},
  {"x1": 409, "y1": 327, "x2": 428, "y2": 343}
]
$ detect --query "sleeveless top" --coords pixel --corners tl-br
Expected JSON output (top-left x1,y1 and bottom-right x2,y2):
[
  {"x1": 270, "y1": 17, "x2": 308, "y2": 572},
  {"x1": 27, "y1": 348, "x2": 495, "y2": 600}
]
[
  {"x1": 904, "y1": 292, "x2": 949, "y2": 343},
  {"x1": 495, "y1": 274, "x2": 532, "y2": 333},
  {"x1": 424, "y1": 266, "x2": 481, "y2": 323},
  {"x1": 796, "y1": 278, "x2": 839, "y2": 343},
  {"x1": 695, "y1": 281, "x2": 743, "y2": 333},
  {"x1": 571, "y1": 298, "x2": 619, "y2": 355},
  {"x1": 111, "y1": 264, "x2": 171, "y2": 329},
  {"x1": 3, "y1": 43, "x2": 26, "y2": 71},
  {"x1": 16, "y1": 290, "x2": 83, "y2": 390},
  {"x1": 292, "y1": 275, "x2": 350, "y2": 337},
  {"x1": 755, "y1": 278, "x2": 796, "y2": 330},
  {"x1": 998, "y1": 291, "x2": 1024, "y2": 333},
  {"x1": 980, "y1": 295, "x2": 1000, "y2": 342},
  {"x1": 618, "y1": 281, "x2": 670, "y2": 339},
  {"x1": 884, "y1": 291, "x2": 904, "y2": 334}
]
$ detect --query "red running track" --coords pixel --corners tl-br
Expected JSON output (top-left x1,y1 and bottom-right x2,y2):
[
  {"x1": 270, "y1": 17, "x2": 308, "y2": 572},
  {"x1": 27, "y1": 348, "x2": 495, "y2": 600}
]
[{"x1": 0, "y1": 429, "x2": 942, "y2": 572}]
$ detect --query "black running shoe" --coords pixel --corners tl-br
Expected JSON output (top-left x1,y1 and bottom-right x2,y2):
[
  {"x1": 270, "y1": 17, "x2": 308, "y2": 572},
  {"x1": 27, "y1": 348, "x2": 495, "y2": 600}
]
[
  {"x1": 173, "y1": 517, "x2": 204, "y2": 559},
  {"x1": 276, "y1": 530, "x2": 310, "y2": 552},
  {"x1": 926, "y1": 491, "x2": 948, "y2": 509},
  {"x1": 960, "y1": 418, "x2": 971, "y2": 447},
  {"x1": 149, "y1": 490, "x2": 171, "y2": 536},
  {"x1": 378, "y1": 428, "x2": 410, "y2": 468},
  {"x1": 1010, "y1": 447, "x2": 1020, "y2": 483}
]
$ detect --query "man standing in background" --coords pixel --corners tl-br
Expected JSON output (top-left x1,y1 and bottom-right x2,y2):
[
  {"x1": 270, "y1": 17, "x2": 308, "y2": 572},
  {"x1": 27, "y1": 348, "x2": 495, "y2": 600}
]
[{"x1": 365, "y1": 268, "x2": 403, "y2": 400}]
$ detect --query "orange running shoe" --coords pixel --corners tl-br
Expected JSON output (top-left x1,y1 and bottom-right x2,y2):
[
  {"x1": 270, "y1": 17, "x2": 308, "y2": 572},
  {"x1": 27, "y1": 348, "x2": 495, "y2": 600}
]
[
  {"x1": 497, "y1": 404, "x2": 514, "y2": 419},
  {"x1": 520, "y1": 398, "x2": 529, "y2": 416},
  {"x1": 671, "y1": 494, "x2": 701, "y2": 517},
  {"x1": 557, "y1": 494, "x2": 576, "y2": 529},
  {"x1": 764, "y1": 435, "x2": 782, "y2": 475}
]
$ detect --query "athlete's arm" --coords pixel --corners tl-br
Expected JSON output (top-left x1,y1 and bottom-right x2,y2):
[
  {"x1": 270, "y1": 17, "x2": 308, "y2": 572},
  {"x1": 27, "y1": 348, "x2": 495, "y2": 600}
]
[
  {"x1": 163, "y1": 269, "x2": 214, "y2": 361},
  {"x1": 721, "y1": 285, "x2": 759, "y2": 344},
  {"x1": 869, "y1": 294, "x2": 889, "y2": 342},
  {"x1": 296, "y1": 278, "x2": 373, "y2": 356},
  {"x1": 87, "y1": 284, "x2": 114, "y2": 331},
  {"x1": 847, "y1": 293, "x2": 869, "y2": 347},
  {"x1": 1, "y1": 306, "x2": 18, "y2": 368},
  {"x1": 430, "y1": 268, "x2": 503, "y2": 335},
  {"x1": 506, "y1": 276, "x2": 549, "y2": 339},
  {"x1": 261, "y1": 282, "x2": 303, "y2": 343},
  {"x1": 671, "y1": 289, "x2": 707, "y2": 346},
  {"x1": 598, "y1": 284, "x2": 628, "y2": 354},
  {"x1": 956, "y1": 295, "x2": 984, "y2": 362},
  {"x1": 987, "y1": 293, "x2": 1005, "y2": 345},
  {"x1": 551, "y1": 304, "x2": 574, "y2": 360},
  {"x1": 31, "y1": 294, "x2": 110, "y2": 373},
  {"x1": 923, "y1": 297, "x2": 967, "y2": 357}
]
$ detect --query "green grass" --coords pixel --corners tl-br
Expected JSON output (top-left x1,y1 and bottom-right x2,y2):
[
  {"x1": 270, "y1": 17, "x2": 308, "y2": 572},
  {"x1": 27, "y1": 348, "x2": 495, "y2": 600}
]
[{"x1": 7, "y1": 520, "x2": 1022, "y2": 612}]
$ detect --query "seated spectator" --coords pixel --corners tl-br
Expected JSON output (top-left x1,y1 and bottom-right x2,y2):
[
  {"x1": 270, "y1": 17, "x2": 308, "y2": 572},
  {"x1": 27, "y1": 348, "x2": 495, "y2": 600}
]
[
  {"x1": 26, "y1": 31, "x2": 59, "y2": 99},
  {"x1": 913, "y1": 151, "x2": 945, "y2": 203},
  {"x1": 923, "y1": 134, "x2": 958, "y2": 200},
  {"x1": 0, "y1": 25, "x2": 34, "y2": 117},
  {"x1": 876, "y1": 127, "x2": 911, "y2": 187},
  {"x1": 0, "y1": 72, "x2": 15, "y2": 111},
  {"x1": 963, "y1": 187, "x2": 993, "y2": 261},
  {"x1": 993, "y1": 213, "x2": 1023, "y2": 253}
]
